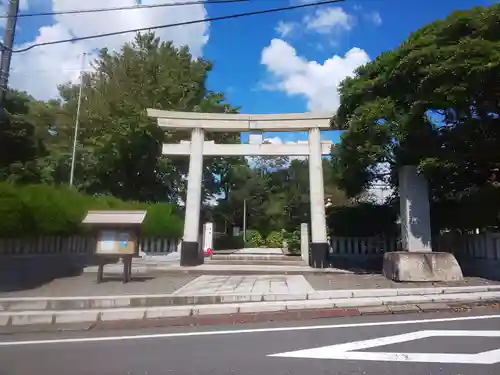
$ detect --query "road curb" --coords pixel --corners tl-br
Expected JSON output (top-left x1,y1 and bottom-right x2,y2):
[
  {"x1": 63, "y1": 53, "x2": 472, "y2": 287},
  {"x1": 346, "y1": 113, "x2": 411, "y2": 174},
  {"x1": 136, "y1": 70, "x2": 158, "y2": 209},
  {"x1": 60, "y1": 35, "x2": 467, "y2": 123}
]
[
  {"x1": 2, "y1": 285, "x2": 500, "y2": 311},
  {"x1": 1, "y1": 302, "x2": 498, "y2": 335},
  {"x1": 1, "y1": 293, "x2": 500, "y2": 330}
]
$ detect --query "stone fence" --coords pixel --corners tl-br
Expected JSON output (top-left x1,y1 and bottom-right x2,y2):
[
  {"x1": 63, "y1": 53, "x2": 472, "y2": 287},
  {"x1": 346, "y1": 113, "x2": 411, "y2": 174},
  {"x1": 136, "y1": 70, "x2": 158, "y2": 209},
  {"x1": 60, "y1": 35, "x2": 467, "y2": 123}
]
[
  {"x1": 0, "y1": 236, "x2": 180, "y2": 291},
  {"x1": 0, "y1": 236, "x2": 180, "y2": 256},
  {"x1": 435, "y1": 232, "x2": 500, "y2": 279},
  {"x1": 0, "y1": 233, "x2": 499, "y2": 282},
  {"x1": 327, "y1": 233, "x2": 500, "y2": 278}
]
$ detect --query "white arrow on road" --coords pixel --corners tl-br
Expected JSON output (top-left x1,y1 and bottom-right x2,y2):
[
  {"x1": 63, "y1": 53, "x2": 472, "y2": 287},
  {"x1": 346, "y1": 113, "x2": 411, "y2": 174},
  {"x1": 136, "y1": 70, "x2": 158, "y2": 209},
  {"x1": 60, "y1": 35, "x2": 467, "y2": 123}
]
[{"x1": 269, "y1": 330, "x2": 500, "y2": 364}]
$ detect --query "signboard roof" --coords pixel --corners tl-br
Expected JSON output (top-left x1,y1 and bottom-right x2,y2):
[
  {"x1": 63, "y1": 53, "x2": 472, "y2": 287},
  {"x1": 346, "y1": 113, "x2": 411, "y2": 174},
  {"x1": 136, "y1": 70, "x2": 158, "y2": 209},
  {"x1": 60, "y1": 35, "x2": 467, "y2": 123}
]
[{"x1": 82, "y1": 210, "x2": 147, "y2": 225}]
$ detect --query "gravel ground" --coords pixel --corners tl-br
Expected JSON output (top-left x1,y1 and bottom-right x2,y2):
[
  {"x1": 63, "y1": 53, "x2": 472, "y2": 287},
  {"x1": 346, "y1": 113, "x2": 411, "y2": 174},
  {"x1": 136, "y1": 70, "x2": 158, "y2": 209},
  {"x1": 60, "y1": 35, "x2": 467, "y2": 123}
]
[
  {"x1": 305, "y1": 273, "x2": 500, "y2": 290},
  {"x1": 0, "y1": 272, "x2": 198, "y2": 297}
]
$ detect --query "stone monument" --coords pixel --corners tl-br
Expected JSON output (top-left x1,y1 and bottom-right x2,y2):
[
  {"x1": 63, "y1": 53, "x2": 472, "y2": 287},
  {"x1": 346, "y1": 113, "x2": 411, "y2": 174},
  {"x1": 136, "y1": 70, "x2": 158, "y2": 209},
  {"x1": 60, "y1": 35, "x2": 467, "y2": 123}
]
[{"x1": 383, "y1": 166, "x2": 463, "y2": 282}]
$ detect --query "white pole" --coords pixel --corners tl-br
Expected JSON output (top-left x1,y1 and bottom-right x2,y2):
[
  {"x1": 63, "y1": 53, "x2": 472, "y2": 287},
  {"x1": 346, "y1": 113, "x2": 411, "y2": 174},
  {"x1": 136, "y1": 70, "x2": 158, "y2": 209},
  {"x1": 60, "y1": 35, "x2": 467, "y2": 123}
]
[
  {"x1": 69, "y1": 52, "x2": 86, "y2": 187},
  {"x1": 243, "y1": 198, "x2": 247, "y2": 241}
]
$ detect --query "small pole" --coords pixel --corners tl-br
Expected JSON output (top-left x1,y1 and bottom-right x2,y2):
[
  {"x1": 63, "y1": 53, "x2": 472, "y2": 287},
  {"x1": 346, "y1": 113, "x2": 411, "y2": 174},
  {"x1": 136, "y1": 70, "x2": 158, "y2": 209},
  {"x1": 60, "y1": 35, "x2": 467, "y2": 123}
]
[
  {"x1": 243, "y1": 198, "x2": 247, "y2": 242},
  {"x1": 69, "y1": 52, "x2": 86, "y2": 187}
]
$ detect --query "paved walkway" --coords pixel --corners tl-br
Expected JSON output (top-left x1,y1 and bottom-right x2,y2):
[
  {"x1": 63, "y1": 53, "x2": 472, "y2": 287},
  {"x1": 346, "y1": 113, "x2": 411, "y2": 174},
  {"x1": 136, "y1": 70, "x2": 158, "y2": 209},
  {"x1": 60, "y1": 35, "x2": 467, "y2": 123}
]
[
  {"x1": 173, "y1": 275, "x2": 314, "y2": 295},
  {"x1": 1, "y1": 272, "x2": 498, "y2": 298}
]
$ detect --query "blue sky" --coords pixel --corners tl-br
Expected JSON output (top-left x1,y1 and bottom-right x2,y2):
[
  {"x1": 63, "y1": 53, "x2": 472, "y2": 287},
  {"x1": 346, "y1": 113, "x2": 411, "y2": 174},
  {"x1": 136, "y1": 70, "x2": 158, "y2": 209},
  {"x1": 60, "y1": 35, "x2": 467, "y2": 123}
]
[{"x1": 7, "y1": 0, "x2": 497, "y2": 146}]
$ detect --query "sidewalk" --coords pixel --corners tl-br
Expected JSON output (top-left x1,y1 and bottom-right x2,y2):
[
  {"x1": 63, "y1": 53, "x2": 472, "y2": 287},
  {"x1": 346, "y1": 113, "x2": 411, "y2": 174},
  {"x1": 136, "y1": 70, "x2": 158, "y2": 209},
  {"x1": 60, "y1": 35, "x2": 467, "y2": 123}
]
[
  {"x1": 1, "y1": 273, "x2": 500, "y2": 331},
  {"x1": 2, "y1": 272, "x2": 498, "y2": 298}
]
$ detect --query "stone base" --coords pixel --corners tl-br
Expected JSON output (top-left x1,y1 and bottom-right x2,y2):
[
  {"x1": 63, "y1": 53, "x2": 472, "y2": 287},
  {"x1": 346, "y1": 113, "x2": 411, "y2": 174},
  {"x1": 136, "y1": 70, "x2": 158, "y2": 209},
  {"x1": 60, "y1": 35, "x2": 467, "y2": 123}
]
[
  {"x1": 310, "y1": 242, "x2": 329, "y2": 268},
  {"x1": 180, "y1": 241, "x2": 203, "y2": 266},
  {"x1": 383, "y1": 251, "x2": 463, "y2": 282}
]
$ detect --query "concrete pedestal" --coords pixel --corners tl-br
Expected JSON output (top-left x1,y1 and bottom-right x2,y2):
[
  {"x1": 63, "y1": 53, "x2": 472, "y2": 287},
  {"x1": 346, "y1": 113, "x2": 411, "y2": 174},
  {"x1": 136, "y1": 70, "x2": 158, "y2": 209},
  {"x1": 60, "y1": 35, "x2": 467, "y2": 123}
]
[
  {"x1": 383, "y1": 252, "x2": 464, "y2": 282},
  {"x1": 180, "y1": 241, "x2": 200, "y2": 266},
  {"x1": 310, "y1": 242, "x2": 329, "y2": 268}
]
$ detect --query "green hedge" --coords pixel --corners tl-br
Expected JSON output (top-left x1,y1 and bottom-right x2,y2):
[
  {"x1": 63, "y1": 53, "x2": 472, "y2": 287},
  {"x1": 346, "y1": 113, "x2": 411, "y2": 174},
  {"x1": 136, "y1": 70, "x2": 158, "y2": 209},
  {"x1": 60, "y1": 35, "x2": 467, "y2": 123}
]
[
  {"x1": 213, "y1": 234, "x2": 244, "y2": 250},
  {"x1": 326, "y1": 202, "x2": 399, "y2": 237},
  {"x1": 283, "y1": 229, "x2": 301, "y2": 254},
  {"x1": 0, "y1": 182, "x2": 183, "y2": 238},
  {"x1": 265, "y1": 231, "x2": 283, "y2": 248},
  {"x1": 245, "y1": 230, "x2": 264, "y2": 247}
]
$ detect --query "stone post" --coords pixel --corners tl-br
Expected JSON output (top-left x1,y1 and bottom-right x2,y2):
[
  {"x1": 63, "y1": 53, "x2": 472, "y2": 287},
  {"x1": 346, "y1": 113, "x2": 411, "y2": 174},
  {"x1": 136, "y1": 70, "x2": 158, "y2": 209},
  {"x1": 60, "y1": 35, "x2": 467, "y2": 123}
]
[
  {"x1": 383, "y1": 165, "x2": 463, "y2": 281},
  {"x1": 300, "y1": 223, "x2": 309, "y2": 264},
  {"x1": 398, "y1": 165, "x2": 432, "y2": 252},
  {"x1": 180, "y1": 128, "x2": 204, "y2": 266},
  {"x1": 308, "y1": 128, "x2": 329, "y2": 268}
]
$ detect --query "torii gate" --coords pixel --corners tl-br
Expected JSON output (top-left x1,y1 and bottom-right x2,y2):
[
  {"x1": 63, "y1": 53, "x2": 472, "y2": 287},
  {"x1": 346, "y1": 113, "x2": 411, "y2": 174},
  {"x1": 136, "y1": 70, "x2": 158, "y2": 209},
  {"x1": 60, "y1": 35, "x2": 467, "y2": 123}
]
[{"x1": 148, "y1": 109, "x2": 333, "y2": 268}]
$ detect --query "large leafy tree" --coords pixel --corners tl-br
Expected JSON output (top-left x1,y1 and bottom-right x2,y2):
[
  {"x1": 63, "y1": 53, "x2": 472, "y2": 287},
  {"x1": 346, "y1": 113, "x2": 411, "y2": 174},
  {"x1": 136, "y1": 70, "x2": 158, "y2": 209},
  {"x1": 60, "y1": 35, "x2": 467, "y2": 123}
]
[
  {"x1": 213, "y1": 157, "x2": 348, "y2": 234},
  {"x1": 332, "y1": 4, "x2": 500, "y2": 229},
  {"x1": 0, "y1": 90, "x2": 50, "y2": 184},
  {"x1": 49, "y1": 32, "x2": 240, "y2": 202}
]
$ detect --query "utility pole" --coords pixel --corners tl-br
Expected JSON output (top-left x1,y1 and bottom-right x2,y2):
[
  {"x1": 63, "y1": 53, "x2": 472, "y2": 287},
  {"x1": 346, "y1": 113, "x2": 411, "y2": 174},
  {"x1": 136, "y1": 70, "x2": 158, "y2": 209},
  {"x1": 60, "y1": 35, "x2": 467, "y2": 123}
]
[
  {"x1": 0, "y1": 0, "x2": 20, "y2": 109},
  {"x1": 69, "y1": 52, "x2": 86, "y2": 187}
]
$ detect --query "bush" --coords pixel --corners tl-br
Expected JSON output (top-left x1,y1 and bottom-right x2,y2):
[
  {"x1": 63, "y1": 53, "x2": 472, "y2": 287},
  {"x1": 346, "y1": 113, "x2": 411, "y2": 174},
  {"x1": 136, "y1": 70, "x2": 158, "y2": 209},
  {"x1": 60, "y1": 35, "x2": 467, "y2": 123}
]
[
  {"x1": 213, "y1": 234, "x2": 244, "y2": 250},
  {"x1": 19, "y1": 184, "x2": 88, "y2": 236},
  {"x1": 283, "y1": 229, "x2": 301, "y2": 254},
  {"x1": 326, "y1": 202, "x2": 399, "y2": 237},
  {"x1": 265, "y1": 230, "x2": 284, "y2": 248},
  {"x1": 0, "y1": 182, "x2": 28, "y2": 236},
  {"x1": 245, "y1": 230, "x2": 264, "y2": 247},
  {"x1": 142, "y1": 202, "x2": 183, "y2": 238},
  {"x1": 0, "y1": 183, "x2": 184, "y2": 238}
]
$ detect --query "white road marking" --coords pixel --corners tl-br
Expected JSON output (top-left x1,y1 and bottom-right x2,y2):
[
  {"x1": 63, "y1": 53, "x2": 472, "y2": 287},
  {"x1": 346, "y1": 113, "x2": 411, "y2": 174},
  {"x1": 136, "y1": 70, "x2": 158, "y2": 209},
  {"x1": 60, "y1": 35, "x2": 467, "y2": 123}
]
[
  {"x1": 0, "y1": 314, "x2": 499, "y2": 347},
  {"x1": 269, "y1": 330, "x2": 500, "y2": 364}
]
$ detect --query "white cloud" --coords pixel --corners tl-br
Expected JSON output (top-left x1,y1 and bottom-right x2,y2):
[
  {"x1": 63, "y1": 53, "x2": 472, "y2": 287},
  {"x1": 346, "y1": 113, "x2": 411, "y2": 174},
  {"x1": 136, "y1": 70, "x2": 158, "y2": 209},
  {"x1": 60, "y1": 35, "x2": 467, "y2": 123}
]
[
  {"x1": 274, "y1": 6, "x2": 354, "y2": 42},
  {"x1": 275, "y1": 20, "x2": 295, "y2": 38},
  {"x1": 10, "y1": 0, "x2": 209, "y2": 99},
  {"x1": 303, "y1": 7, "x2": 354, "y2": 34},
  {"x1": 367, "y1": 11, "x2": 382, "y2": 26},
  {"x1": 261, "y1": 38, "x2": 370, "y2": 112}
]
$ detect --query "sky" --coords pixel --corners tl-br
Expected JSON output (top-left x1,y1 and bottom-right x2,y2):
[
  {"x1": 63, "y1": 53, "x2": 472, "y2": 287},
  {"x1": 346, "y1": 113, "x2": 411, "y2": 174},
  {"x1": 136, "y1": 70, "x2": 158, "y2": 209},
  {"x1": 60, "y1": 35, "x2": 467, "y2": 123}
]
[{"x1": 2, "y1": 0, "x2": 497, "y2": 147}]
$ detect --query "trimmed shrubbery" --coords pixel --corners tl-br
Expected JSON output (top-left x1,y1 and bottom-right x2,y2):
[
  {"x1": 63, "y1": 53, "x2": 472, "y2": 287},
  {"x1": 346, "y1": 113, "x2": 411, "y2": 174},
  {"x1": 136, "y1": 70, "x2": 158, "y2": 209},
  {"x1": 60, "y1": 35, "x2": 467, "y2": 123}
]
[
  {"x1": 0, "y1": 182, "x2": 183, "y2": 238},
  {"x1": 265, "y1": 230, "x2": 283, "y2": 248},
  {"x1": 213, "y1": 234, "x2": 244, "y2": 250},
  {"x1": 245, "y1": 229, "x2": 264, "y2": 247}
]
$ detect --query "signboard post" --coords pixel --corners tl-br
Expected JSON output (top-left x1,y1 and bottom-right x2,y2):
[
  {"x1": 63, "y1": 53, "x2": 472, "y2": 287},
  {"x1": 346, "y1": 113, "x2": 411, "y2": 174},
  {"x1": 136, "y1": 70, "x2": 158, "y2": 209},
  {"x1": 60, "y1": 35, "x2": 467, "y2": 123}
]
[{"x1": 82, "y1": 210, "x2": 147, "y2": 283}]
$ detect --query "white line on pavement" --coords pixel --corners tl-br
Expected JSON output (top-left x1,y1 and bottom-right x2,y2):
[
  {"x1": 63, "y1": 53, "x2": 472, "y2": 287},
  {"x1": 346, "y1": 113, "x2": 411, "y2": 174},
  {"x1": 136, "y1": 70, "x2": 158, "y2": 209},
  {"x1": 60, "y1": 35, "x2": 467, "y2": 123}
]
[{"x1": 1, "y1": 313, "x2": 499, "y2": 347}]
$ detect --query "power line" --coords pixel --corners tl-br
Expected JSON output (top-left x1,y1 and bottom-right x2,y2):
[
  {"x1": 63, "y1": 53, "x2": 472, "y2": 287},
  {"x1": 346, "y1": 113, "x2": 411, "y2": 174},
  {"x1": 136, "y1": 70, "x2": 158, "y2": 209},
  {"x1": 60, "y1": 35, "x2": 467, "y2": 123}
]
[
  {"x1": 9, "y1": 0, "x2": 345, "y2": 53},
  {"x1": 0, "y1": 0, "x2": 249, "y2": 19}
]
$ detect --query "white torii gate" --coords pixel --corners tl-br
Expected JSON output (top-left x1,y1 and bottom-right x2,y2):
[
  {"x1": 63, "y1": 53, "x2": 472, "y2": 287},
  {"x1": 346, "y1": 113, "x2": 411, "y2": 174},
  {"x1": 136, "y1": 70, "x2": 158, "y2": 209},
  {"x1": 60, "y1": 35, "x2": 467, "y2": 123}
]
[{"x1": 148, "y1": 109, "x2": 333, "y2": 268}]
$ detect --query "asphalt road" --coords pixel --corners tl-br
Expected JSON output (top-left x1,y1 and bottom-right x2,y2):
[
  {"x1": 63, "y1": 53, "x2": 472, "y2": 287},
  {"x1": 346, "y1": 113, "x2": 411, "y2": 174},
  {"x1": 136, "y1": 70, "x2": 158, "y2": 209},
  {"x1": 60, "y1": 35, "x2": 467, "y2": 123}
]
[{"x1": 2, "y1": 310, "x2": 500, "y2": 375}]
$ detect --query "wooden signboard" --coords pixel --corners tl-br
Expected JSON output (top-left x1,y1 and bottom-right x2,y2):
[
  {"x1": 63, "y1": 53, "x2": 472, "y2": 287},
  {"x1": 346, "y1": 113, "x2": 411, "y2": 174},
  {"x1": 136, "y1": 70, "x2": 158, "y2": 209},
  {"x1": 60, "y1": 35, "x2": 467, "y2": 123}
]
[{"x1": 96, "y1": 230, "x2": 137, "y2": 256}]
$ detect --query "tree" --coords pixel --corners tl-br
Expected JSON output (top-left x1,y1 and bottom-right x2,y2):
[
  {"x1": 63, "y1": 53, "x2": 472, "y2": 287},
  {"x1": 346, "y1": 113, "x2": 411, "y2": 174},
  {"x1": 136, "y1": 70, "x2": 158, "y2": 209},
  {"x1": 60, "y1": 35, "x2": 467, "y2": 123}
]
[
  {"x1": 0, "y1": 90, "x2": 49, "y2": 184},
  {"x1": 50, "y1": 32, "x2": 240, "y2": 202},
  {"x1": 332, "y1": 4, "x2": 500, "y2": 230}
]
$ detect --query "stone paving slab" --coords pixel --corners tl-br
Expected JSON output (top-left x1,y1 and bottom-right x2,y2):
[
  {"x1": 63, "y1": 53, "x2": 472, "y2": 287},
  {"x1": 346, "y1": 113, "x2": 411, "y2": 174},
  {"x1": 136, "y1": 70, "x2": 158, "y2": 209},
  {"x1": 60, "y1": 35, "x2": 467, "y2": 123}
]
[
  {"x1": 173, "y1": 275, "x2": 314, "y2": 296},
  {"x1": 305, "y1": 273, "x2": 500, "y2": 290}
]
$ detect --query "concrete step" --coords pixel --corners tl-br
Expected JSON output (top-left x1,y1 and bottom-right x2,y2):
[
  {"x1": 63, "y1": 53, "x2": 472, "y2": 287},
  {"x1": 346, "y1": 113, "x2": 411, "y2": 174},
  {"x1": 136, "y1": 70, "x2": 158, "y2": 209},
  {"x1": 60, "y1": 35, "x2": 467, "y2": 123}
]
[
  {"x1": 2, "y1": 290, "x2": 500, "y2": 327},
  {"x1": 206, "y1": 259, "x2": 306, "y2": 266},
  {"x1": 211, "y1": 254, "x2": 299, "y2": 261},
  {"x1": 2, "y1": 285, "x2": 500, "y2": 311}
]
